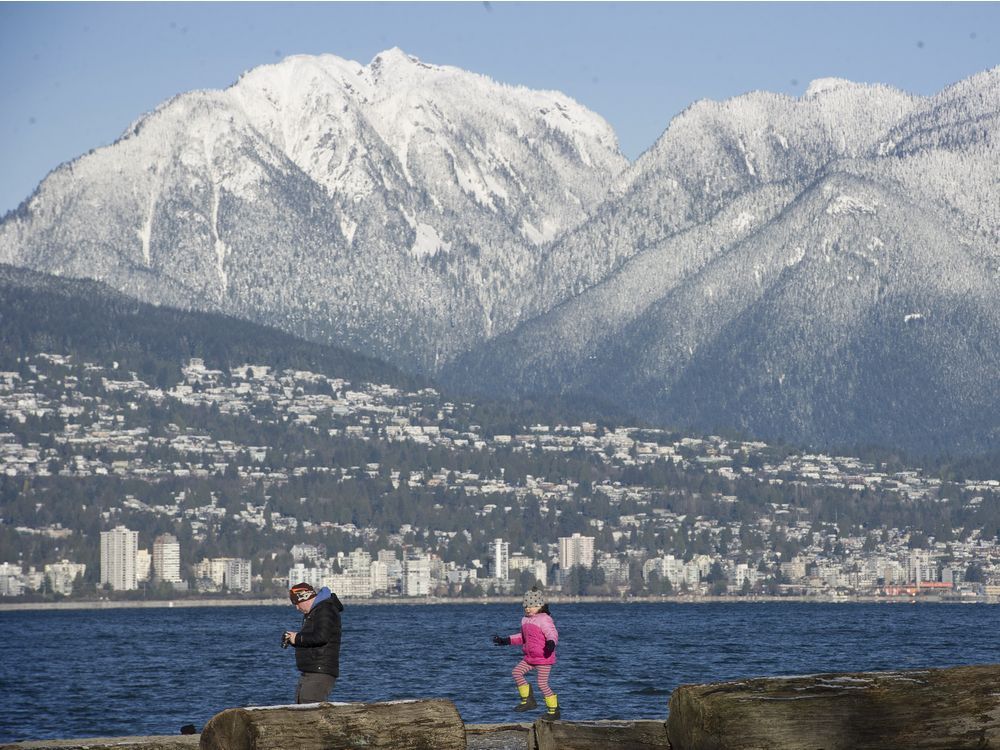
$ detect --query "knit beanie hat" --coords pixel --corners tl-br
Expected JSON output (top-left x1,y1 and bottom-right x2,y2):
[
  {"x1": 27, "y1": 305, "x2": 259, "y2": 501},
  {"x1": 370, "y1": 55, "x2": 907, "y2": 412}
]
[
  {"x1": 522, "y1": 587, "x2": 545, "y2": 609},
  {"x1": 289, "y1": 582, "x2": 317, "y2": 604}
]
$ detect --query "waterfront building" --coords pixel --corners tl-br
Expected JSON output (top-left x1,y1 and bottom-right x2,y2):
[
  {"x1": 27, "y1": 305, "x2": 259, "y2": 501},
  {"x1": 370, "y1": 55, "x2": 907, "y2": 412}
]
[
  {"x1": 729, "y1": 562, "x2": 758, "y2": 591},
  {"x1": 100, "y1": 525, "x2": 139, "y2": 591},
  {"x1": 491, "y1": 538, "x2": 509, "y2": 581},
  {"x1": 369, "y1": 559, "x2": 389, "y2": 594},
  {"x1": 559, "y1": 533, "x2": 595, "y2": 571},
  {"x1": 779, "y1": 557, "x2": 807, "y2": 581},
  {"x1": 286, "y1": 554, "x2": 389, "y2": 598},
  {"x1": 510, "y1": 554, "x2": 547, "y2": 587},
  {"x1": 329, "y1": 568, "x2": 372, "y2": 598},
  {"x1": 286, "y1": 562, "x2": 323, "y2": 591},
  {"x1": 403, "y1": 554, "x2": 432, "y2": 596},
  {"x1": 194, "y1": 557, "x2": 251, "y2": 592},
  {"x1": 219, "y1": 557, "x2": 251, "y2": 592},
  {"x1": 0, "y1": 562, "x2": 24, "y2": 596},
  {"x1": 43, "y1": 560, "x2": 86, "y2": 596},
  {"x1": 344, "y1": 548, "x2": 372, "y2": 572},
  {"x1": 598, "y1": 555, "x2": 630, "y2": 587},
  {"x1": 643, "y1": 555, "x2": 682, "y2": 586},
  {"x1": 22, "y1": 566, "x2": 44, "y2": 592},
  {"x1": 152, "y1": 533, "x2": 183, "y2": 585},
  {"x1": 378, "y1": 549, "x2": 403, "y2": 589},
  {"x1": 136, "y1": 548, "x2": 152, "y2": 582},
  {"x1": 908, "y1": 550, "x2": 936, "y2": 584}
]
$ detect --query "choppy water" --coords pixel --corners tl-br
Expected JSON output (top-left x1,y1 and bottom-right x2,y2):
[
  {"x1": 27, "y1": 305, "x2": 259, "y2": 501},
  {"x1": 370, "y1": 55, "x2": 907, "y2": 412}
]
[{"x1": 2, "y1": 601, "x2": 998, "y2": 742}]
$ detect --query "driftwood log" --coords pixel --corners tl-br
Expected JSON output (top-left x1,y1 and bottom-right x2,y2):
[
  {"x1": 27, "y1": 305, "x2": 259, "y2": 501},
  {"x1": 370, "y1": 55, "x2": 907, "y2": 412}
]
[
  {"x1": 531, "y1": 719, "x2": 669, "y2": 750},
  {"x1": 667, "y1": 664, "x2": 1000, "y2": 750},
  {"x1": 0, "y1": 739, "x2": 199, "y2": 750},
  {"x1": 199, "y1": 699, "x2": 465, "y2": 750}
]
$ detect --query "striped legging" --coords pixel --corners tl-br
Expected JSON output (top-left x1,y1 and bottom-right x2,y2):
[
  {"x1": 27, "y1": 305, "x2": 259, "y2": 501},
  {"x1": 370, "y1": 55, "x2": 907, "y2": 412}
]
[{"x1": 512, "y1": 660, "x2": 554, "y2": 697}]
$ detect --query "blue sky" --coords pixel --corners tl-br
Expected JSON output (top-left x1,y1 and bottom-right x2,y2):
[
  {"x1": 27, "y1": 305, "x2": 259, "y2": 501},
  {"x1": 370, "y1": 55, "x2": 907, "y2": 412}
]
[{"x1": 1, "y1": 2, "x2": 997, "y2": 215}]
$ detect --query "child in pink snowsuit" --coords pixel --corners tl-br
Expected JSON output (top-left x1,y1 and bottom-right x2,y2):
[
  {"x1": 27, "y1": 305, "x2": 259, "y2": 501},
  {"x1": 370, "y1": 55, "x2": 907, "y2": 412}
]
[{"x1": 492, "y1": 587, "x2": 560, "y2": 719}]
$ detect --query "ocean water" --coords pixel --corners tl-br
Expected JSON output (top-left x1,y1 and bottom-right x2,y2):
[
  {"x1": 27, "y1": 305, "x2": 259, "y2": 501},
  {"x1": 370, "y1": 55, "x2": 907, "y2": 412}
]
[{"x1": 2, "y1": 601, "x2": 998, "y2": 742}]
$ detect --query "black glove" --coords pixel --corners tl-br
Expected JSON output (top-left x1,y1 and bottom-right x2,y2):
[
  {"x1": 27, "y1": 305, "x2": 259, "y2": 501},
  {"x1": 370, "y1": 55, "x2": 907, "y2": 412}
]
[
  {"x1": 543, "y1": 639, "x2": 555, "y2": 657},
  {"x1": 492, "y1": 634, "x2": 510, "y2": 646}
]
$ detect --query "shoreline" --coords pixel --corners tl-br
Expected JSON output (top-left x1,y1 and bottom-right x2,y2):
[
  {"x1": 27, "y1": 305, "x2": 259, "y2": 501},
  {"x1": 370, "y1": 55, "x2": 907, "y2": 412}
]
[{"x1": 0, "y1": 593, "x2": 993, "y2": 612}]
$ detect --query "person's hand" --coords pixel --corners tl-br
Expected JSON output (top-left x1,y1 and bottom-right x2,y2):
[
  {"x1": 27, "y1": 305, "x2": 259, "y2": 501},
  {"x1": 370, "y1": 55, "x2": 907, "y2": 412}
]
[
  {"x1": 284, "y1": 631, "x2": 297, "y2": 646},
  {"x1": 492, "y1": 634, "x2": 510, "y2": 646},
  {"x1": 543, "y1": 639, "x2": 555, "y2": 657}
]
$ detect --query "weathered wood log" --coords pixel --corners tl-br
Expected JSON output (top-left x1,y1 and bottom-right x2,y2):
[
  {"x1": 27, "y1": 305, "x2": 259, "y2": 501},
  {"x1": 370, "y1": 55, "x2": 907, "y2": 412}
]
[
  {"x1": 0, "y1": 736, "x2": 199, "y2": 750},
  {"x1": 667, "y1": 664, "x2": 1000, "y2": 750},
  {"x1": 199, "y1": 699, "x2": 465, "y2": 750},
  {"x1": 531, "y1": 719, "x2": 669, "y2": 750}
]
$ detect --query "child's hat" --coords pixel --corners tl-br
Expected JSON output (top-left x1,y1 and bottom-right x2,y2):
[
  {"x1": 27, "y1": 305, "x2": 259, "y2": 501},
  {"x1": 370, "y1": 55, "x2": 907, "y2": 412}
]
[{"x1": 522, "y1": 587, "x2": 545, "y2": 609}]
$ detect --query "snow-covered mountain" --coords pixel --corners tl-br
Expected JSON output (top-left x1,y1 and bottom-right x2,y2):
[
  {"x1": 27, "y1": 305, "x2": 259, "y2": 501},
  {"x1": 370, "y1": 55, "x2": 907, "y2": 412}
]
[
  {"x1": 443, "y1": 68, "x2": 1000, "y2": 454},
  {"x1": 0, "y1": 49, "x2": 626, "y2": 372},
  {"x1": 2, "y1": 51, "x2": 997, "y2": 453}
]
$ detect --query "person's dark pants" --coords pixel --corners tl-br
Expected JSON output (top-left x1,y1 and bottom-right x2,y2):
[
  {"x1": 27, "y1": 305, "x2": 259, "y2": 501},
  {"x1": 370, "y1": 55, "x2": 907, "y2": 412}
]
[{"x1": 296, "y1": 672, "x2": 336, "y2": 703}]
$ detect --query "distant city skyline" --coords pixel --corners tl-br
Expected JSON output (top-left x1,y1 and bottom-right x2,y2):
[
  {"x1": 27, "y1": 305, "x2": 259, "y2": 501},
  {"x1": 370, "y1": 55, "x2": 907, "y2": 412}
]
[{"x1": 1, "y1": 1, "x2": 997, "y2": 215}]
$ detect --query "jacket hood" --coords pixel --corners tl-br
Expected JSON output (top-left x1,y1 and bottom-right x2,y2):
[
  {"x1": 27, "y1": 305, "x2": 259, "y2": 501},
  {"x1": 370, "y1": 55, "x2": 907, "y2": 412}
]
[{"x1": 313, "y1": 586, "x2": 345, "y2": 612}]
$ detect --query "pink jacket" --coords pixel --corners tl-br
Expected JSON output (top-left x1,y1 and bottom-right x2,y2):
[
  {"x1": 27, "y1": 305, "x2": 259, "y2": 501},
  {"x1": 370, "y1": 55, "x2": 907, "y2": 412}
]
[{"x1": 508, "y1": 612, "x2": 558, "y2": 665}]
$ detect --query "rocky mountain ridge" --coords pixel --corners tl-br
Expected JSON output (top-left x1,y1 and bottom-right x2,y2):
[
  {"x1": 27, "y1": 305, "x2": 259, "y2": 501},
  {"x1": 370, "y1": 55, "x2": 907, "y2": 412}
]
[
  {"x1": 442, "y1": 66, "x2": 1000, "y2": 454},
  {"x1": 0, "y1": 48, "x2": 626, "y2": 372}
]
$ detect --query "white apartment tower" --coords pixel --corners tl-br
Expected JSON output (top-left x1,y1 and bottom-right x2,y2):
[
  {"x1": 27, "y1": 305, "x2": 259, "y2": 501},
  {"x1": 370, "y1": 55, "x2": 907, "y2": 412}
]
[
  {"x1": 908, "y1": 549, "x2": 935, "y2": 584},
  {"x1": 100, "y1": 526, "x2": 139, "y2": 591},
  {"x1": 403, "y1": 554, "x2": 432, "y2": 596},
  {"x1": 152, "y1": 533, "x2": 183, "y2": 584},
  {"x1": 491, "y1": 538, "x2": 510, "y2": 581},
  {"x1": 559, "y1": 533, "x2": 595, "y2": 572},
  {"x1": 136, "y1": 548, "x2": 152, "y2": 582},
  {"x1": 369, "y1": 559, "x2": 389, "y2": 594},
  {"x1": 220, "y1": 558, "x2": 251, "y2": 592}
]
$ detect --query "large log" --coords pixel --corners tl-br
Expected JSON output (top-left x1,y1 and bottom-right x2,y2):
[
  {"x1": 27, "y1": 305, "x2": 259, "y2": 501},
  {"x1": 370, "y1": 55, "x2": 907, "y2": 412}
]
[
  {"x1": 667, "y1": 664, "x2": 1000, "y2": 750},
  {"x1": 0, "y1": 737, "x2": 199, "y2": 750},
  {"x1": 531, "y1": 719, "x2": 669, "y2": 750},
  {"x1": 199, "y1": 699, "x2": 465, "y2": 750}
]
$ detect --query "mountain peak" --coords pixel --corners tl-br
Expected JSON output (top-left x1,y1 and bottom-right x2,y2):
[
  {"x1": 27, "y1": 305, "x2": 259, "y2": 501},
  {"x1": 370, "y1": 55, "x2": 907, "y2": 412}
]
[
  {"x1": 371, "y1": 47, "x2": 417, "y2": 64},
  {"x1": 803, "y1": 77, "x2": 860, "y2": 98},
  {"x1": 368, "y1": 47, "x2": 441, "y2": 78}
]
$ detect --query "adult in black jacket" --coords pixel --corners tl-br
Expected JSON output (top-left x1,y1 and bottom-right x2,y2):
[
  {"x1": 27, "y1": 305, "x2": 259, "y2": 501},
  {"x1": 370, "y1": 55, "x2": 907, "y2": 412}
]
[{"x1": 284, "y1": 582, "x2": 345, "y2": 703}]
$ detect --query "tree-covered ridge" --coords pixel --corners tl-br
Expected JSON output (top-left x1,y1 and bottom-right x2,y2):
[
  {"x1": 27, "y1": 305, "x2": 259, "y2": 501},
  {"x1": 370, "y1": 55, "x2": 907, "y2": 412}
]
[{"x1": 0, "y1": 264, "x2": 424, "y2": 387}]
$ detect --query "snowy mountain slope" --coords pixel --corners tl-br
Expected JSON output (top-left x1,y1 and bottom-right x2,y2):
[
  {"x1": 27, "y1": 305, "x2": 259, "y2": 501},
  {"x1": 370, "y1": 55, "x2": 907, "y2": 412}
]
[
  {"x1": 449, "y1": 166, "x2": 999, "y2": 453},
  {"x1": 0, "y1": 49, "x2": 627, "y2": 371},
  {"x1": 1, "y1": 53, "x2": 997, "y2": 453},
  {"x1": 872, "y1": 66, "x2": 1000, "y2": 249},
  {"x1": 649, "y1": 174, "x2": 1000, "y2": 453},
  {"x1": 442, "y1": 182, "x2": 802, "y2": 394},
  {"x1": 444, "y1": 70, "x2": 1000, "y2": 453},
  {"x1": 526, "y1": 78, "x2": 922, "y2": 308}
]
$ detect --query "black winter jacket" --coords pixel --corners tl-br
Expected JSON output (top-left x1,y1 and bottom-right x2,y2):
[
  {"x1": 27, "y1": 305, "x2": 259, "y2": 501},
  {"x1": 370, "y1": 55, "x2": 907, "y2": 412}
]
[{"x1": 294, "y1": 593, "x2": 344, "y2": 676}]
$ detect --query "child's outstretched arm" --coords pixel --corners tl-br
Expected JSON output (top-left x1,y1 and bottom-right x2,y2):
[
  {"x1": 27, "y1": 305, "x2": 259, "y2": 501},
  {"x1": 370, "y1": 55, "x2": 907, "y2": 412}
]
[{"x1": 491, "y1": 633, "x2": 511, "y2": 646}]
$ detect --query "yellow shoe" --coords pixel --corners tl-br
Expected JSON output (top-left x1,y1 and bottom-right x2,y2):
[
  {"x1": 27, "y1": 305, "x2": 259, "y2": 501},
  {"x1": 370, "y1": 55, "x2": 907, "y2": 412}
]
[
  {"x1": 542, "y1": 693, "x2": 560, "y2": 720},
  {"x1": 514, "y1": 683, "x2": 537, "y2": 711}
]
